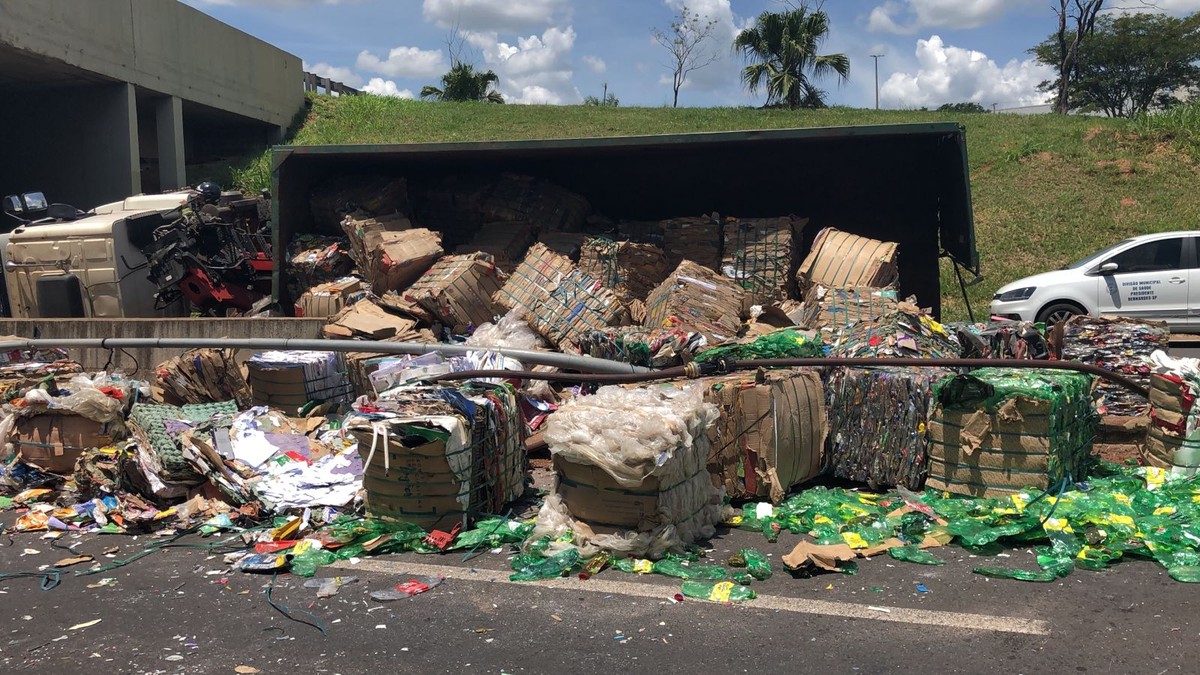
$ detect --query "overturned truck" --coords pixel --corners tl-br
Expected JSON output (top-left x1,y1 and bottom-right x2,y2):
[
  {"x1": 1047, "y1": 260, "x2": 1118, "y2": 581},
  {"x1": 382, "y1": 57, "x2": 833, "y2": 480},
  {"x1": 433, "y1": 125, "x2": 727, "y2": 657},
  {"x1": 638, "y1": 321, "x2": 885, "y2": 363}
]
[{"x1": 271, "y1": 124, "x2": 979, "y2": 321}]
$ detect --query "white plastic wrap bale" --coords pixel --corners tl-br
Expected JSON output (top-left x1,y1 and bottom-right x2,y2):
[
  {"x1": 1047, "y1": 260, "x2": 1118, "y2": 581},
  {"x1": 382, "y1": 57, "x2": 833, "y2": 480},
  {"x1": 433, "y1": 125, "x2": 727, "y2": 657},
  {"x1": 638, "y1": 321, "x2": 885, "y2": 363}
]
[{"x1": 533, "y1": 384, "x2": 722, "y2": 559}]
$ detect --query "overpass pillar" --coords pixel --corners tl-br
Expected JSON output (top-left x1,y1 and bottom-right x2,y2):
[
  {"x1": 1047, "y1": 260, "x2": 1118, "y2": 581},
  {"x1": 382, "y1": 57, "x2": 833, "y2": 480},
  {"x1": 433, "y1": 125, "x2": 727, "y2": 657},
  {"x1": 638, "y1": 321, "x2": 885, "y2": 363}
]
[
  {"x1": 156, "y1": 95, "x2": 186, "y2": 190},
  {"x1": 100, "y1": 81, "x2": 141, "y2": 199}
]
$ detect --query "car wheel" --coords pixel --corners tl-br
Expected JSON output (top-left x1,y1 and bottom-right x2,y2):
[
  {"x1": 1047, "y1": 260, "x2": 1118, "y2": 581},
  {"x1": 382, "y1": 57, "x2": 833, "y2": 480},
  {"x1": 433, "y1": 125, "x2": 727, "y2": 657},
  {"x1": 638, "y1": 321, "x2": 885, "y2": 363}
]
[{"x1": 1036, "y1": 302, "x2": 1083, "y2": 327}]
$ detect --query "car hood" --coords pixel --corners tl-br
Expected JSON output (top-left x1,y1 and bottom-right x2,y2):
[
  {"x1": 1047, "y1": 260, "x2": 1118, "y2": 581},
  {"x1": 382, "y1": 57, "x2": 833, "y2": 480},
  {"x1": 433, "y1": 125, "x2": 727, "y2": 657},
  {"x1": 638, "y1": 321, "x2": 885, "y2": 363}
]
[{"x1": 994, "y1": 269, "x2": 1083, "y2": 296}]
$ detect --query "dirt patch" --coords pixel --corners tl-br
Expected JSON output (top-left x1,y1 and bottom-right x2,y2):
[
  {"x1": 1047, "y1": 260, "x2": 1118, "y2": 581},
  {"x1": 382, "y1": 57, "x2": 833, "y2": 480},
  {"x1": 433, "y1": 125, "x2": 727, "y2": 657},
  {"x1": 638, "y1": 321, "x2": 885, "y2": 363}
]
[
  {"x1": 1094, "y1": 443, "x2": 1141, "y2": 465},
  {"x1": 1083, "y1": 126, "x2": 1104, "y2": 142},
  {"x1": 1031, "y1": 151, "x2": 1057, "y2": 163},
  {"x1": 970, "y1": 163, "x2": 995, "y2": 180},
  {"x1": 1149, "y1": 141, "x2": 1195, "y2": 166},
  {"x1": 1120, "y1": 197, "x2": 1139, "y2": 207},
  {"x1": 1095, "y1": 159, "x2": 1135, "y2": 174}
]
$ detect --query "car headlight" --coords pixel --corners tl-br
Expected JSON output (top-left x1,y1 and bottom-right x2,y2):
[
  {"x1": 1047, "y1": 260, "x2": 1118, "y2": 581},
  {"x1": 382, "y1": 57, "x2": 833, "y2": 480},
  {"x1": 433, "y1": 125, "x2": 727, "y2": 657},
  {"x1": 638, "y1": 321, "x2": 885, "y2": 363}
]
[{"x1": 993, "y1": 287, "x2": 1036, "y2": 302}]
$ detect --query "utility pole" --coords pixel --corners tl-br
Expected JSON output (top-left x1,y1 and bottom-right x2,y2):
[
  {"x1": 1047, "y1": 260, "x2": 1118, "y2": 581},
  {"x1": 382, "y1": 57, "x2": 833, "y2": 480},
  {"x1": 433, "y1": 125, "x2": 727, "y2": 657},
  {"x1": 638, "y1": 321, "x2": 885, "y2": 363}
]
[{"x1": 870, "y1": 54, "x2": 885, "y2": 110}]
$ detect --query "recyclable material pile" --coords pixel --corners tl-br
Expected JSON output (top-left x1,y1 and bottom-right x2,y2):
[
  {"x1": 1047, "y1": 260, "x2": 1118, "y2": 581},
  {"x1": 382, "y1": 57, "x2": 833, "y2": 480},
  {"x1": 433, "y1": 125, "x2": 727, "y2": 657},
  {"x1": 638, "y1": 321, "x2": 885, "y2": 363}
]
[{"x1": 1063, "y1": 315, "x2": 1169, "y2": 416}]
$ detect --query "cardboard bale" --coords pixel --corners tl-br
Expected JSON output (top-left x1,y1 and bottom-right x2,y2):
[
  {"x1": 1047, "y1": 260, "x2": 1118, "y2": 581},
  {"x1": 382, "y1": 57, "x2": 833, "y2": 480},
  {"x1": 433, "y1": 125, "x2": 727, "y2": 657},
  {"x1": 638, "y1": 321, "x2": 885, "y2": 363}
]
[
  {"x1": 480, "y1": 173, "x2": 590, "y2": 232},
  {"x1": 926, "y1": 369, "x2": 1095, "y2": 498},
  {"x1": 454, "y1": 221, "x2": 535, "y2": 272},
  {"x1": 720, "y1": 216, "x2": 805, "y2": 307},
  {"x1": 310, "y1": 176, "x2": 409, "y2": 229},
  {"x1": 152, "y1": 347, "x2": 252, "y2": 409},
  {"x1": 578, "y1": 237, "x2": 671, "y2": 305},
  {"x1": 350, "y1": 383, "x2": 525, "y2": 529},
  {"x1": 554, "y1": 457, "x2": 661, "y2": 528},
  {"x1": 796, "y1": 227, "x2": 899, "y2": 294},
  {"x1": 643, "y1": 260, "x2": 745, "y2": 347},
  {"x1": 246, "y1": 351, "x2": 353, "y2": 416},
  {"x1": 800, "y1": 285, "x2": 899, "y2": 331},
  {"x1": 403, "y1": 253, "x2": 506, "y2": 334},
  {"x1": 494, "y1": 243, "x2": 575, "y2": 317},
  {"x1": 341, "y1": 213, "x2": 442, "y2": 293},
  {"x1": 702, "y1": 369, "x2": 826, "y2": 503},
  {"x1": 294, "y1": 277, "x2": 365, "y2": 318},
  {"x1": 537, "y1": 232, "x2": 586, "y2": 260},
  {"x1": 660, "y1": 215, "x2": 722, "y2": 271},
  {"x1": 12, "y1": 413, "x2": 121, "y2": 473}
]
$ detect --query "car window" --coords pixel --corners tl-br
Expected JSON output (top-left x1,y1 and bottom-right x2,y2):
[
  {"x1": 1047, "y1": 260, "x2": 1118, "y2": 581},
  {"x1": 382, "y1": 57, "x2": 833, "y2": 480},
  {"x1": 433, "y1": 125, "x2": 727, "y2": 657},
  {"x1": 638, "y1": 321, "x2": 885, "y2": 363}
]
[
  {"x1": 1066, "y1": 239, "x2": 1133, "y2": 269},
  {"x1": 1105, "y1": 238, "x2": 1183, "y2": 274}
]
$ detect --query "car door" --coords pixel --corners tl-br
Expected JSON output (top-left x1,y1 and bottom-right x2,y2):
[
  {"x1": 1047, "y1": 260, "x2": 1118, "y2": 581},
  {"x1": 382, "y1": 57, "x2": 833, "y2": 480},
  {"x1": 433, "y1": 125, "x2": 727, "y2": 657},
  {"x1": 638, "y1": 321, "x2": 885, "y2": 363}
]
[{"x1": 1095, "y1": 236, "x2": 1189, "y2": 328}]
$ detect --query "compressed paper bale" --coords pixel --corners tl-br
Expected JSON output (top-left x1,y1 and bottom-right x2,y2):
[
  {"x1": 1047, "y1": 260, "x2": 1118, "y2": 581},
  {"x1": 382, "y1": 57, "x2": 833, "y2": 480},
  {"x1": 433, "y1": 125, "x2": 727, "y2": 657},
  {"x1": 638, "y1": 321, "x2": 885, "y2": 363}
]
[
  {"x1": 403, "y1": 253, "x2": 506, "y2": 334},
  {"x1": 660, "y1": 215, "x2": 722, "y2": 271},
  {"x1": 796, "y1": 227, "x2": 899, "y2": 294},
  {"x1": 720, "y1": 216, "x2": 805, "y2": 307},
  {"x1": 822, "y1": 366, "x2": 952, "y2": 490},
  {"x1": 800, "y1": 285, "x2": 899, "y2": 331},
  {"x1": 341, "y1": 213, "x2": 442, "y2": 294},
  {"x1": 309, "y1": 176, "x2": 408, "y2": 230},
  {"x1": 926, "y1": 369, "x2": 1096, "y2": 498},
  {"x1": 494, "y1": 243, "x2": 575, "y2": 317},
  {"x1": 479, "y1": 173, "x2": 591, "y2": 232},
  {"x1": 152, "y1": 348, "x2": 252, "y2": 409},
  {"x1": 578, "y1": 237, "x2": 671, "y2": 305},
  {"x1": 643, "y1": 261, "x2": 745, "y2": 347},
  {"x1": 454, "y1": 221, "x2": 535, "y2": 272},
  {"x1": 537, "y1": 232, "x2": 586, "y2": 260}
]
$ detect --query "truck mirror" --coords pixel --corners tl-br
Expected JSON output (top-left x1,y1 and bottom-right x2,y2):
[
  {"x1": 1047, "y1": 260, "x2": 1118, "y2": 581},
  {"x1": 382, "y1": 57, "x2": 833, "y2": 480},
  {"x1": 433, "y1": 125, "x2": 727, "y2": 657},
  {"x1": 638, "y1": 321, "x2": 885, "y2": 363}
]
[
  {"x1": 21, "y1": 192, "x2": 48, "y2": 211},
  {"x1": 2, "y1": 195, "x2": 21, "y2": 214}
]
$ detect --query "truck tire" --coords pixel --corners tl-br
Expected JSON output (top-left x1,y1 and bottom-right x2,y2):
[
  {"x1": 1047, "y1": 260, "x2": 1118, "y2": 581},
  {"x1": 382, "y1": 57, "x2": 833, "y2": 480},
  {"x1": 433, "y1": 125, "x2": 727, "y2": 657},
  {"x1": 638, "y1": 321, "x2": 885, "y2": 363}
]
[{"x1": 1036, "y1": 302, "x2": 1084, "y2": 327}]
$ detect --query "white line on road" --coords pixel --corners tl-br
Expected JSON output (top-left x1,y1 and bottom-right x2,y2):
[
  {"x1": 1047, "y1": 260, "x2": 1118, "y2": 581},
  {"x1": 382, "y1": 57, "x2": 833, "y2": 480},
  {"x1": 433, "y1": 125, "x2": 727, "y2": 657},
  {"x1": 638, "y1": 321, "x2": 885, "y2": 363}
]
[{"x1": 332, "y1": 558, "x2": 1050, "y2": 636}]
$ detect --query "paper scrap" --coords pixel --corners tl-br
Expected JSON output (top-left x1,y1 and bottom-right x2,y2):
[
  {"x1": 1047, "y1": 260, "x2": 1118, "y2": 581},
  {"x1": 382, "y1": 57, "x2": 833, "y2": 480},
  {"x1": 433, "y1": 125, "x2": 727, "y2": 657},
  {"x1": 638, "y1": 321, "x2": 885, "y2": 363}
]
[{"x1": 69, "y1": 619, "x2": 103, "y2": 630}]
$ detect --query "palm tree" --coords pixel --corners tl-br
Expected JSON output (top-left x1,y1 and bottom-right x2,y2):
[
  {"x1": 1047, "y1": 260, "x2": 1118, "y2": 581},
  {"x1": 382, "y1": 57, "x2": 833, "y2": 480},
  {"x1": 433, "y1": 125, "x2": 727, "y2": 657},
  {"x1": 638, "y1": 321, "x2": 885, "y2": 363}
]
[
  {"x1": 420, "y1": 62, "x2": 505, "y2": 103},
  {"x1": 733, "y1": 7, "x2": 849, "y2": 108}
]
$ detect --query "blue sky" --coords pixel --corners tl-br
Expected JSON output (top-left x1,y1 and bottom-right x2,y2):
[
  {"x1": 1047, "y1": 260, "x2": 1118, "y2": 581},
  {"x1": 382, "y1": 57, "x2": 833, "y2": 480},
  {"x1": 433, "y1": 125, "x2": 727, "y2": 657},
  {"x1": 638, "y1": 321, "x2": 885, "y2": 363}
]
[{"x1": 182, "y1": 0, "x2": 1200, "y2": 109}]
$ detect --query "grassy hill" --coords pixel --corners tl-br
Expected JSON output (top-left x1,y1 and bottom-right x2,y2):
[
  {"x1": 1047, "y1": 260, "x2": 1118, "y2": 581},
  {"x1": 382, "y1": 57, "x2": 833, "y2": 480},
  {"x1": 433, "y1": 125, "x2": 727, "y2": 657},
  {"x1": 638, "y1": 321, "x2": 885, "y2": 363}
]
[{"x1": 228, "y1": 95, "x2": 1200, "y2": 321}]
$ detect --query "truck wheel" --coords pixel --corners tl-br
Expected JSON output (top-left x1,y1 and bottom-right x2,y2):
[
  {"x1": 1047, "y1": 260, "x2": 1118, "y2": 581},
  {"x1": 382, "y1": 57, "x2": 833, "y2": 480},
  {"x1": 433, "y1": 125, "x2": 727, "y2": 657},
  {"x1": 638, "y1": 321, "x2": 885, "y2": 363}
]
[{"x1": 1036, "y1": 302, "x2": 1084, "y2": 327}]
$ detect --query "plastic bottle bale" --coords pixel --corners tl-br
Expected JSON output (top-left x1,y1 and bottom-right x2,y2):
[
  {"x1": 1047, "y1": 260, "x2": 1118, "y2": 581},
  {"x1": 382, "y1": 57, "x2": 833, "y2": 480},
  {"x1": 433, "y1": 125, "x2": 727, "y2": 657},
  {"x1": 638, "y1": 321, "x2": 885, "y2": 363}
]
[
  {"x1": 822, "y1": 366, "x2": 952, "y2": 490},
  {"x1": 643, "y1": 260, "x2": 745, "y2": 347},
  {"x1": 1063, "y1": 315, "x2": 1169, "y2": 417},
  {"x1": 796, "y1": 227, "x2": 899, "y2": 295},
  {"x1": 703, "y1": 369, "x2": 826, "y2": 504},
  {"x1": 720, "y1": 216, "x2": 806, "y2": 308},
  {"x1": 926, "y1": 368, "x2": 1096, "y2": 498},
  {"x1": 537, "y1": 384, "x2": 722, "y2": 559},
  {"x1": 578, "y1": 237, "x2": 671, "y2": 305},
  {"x1": 575, "y1": 326, "x2": 704, "y2": 368},
  {"x1": 403, "y1": 253, "x2": 507, "y2": 334},
  {"x1": 660, "y1": 215, "x2": 722, "y2": 271}
]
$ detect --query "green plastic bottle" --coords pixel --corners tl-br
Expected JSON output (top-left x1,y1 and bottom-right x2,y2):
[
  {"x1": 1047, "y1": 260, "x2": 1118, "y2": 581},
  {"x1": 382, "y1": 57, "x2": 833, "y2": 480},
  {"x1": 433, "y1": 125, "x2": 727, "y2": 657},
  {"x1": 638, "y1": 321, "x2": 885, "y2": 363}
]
[
  {"x1": 680, "y1": 580, "x2": 756, "y2": 602},
  {"x1": 888, "y1": 545, "x2": 944, "y2": 566},
  {"x1": 652, "y1": 559, "x2": 728, "y2": 580},
  {"x1": 510, "y1": 549, "x2": 580, "y2": 582},
  {"x1": 737, "y1": 548, "x2": 773, "y2": 580},
  {"x1": 972, "y1": 566, "x2": 1057, "y2": 582}
]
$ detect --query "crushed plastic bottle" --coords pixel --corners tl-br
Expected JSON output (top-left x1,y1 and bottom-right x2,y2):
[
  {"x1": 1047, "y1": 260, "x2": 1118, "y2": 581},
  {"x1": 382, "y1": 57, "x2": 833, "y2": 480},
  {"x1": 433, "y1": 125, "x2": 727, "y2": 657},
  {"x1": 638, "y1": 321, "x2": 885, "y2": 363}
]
[
  {"x1": 680, "y1": 580, "x2": 756, "y2": 603},
  {"x1": 887, "y1": 545, "x2": 944, "y2": 566},
  {"x1": 510, "y1": 549, "x2": 581, "y2": 582},
  {"x1": 289, "y1": 548, "x2": 337, "y2": 577},
  {"x1": 369, "y1": 576, "x2": 444, "y2": 600},
  {"x1": 651, "y1": 559, "x2": 728, "y2": 580},
  {"x1": 972, "y1": 567, "x2": 1057, "y2": 582},
  {"x1": 729, "y1": 548, "x2": 773, "y2": 580},
  {"x1": 303, "y1": 575, "x2": 359, "y2": 598}
]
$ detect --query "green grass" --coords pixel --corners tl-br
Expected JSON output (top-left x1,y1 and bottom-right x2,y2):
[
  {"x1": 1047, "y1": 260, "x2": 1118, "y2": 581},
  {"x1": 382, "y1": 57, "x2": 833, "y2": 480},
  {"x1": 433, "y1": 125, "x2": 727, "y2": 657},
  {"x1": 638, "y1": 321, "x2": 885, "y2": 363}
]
[{"x1": 222, "y1": 95, "x2": 1200, "y2": 321}]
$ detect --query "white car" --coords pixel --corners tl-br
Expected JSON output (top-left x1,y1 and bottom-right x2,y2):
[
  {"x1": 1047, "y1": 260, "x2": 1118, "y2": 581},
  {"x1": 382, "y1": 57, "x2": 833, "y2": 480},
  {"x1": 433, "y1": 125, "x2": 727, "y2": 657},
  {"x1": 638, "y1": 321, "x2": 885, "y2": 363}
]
[{"x1": 989, "y1": 230, "x2": 1200, "y2": 330}]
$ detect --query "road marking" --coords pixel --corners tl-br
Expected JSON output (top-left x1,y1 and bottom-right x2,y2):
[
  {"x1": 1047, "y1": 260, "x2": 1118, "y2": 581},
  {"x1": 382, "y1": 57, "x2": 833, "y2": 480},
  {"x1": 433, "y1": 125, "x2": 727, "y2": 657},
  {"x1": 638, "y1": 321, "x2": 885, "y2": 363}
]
[{"x1": 332, "y1": 558, "x2": 1050, "y2": 636}]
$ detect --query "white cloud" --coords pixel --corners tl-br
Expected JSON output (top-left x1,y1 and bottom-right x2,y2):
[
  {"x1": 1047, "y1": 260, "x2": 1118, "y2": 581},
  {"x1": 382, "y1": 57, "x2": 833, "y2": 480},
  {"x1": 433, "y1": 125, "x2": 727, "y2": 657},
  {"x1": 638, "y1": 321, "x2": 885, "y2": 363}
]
[
  {"x1": 468, "y1": 26, "x2": 580, "y2": 104},
  {"x1": 355, "y1": 46, "x2": 447, "y2": 79},
  {"x1": 302, "y1": 61, "x2": 362, "y2": 87},
  {"x1": 422, "y1": 0, "x2": 569, "y2": 32},
  {"x1": 880, "y1": 35, "x2": 1053, "y2": 109},
  {"x1": 582, "y1": 55, "x2": 607, "y2": 74},
  {"x1": 363, "y1": 78, "x2": 414, "y2": 98},
  {"x1": 867, "y1": 0, "x2": 1036, "y2": 34}
]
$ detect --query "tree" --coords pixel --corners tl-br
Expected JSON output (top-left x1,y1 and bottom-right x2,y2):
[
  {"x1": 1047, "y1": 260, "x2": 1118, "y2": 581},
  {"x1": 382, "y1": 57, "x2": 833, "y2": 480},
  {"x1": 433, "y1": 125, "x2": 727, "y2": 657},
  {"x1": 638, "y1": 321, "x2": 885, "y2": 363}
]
[
  {"x1": 937, "y1": 102, "x2": 989, "y2": 113},
  {"x1": 1044, "y1": 0, "x2": 1107, "y2": 114},
  {"x1": 733, "y1": 5, "x2": 849, "y2": 108},
  {"x1": 1033, "y1": 12, "x2": 1200, "y2": 117},
  {"x1": 584, "y1": 83, "x2": 620, "y2": 107},
  {"x1": 420, "y1": 62, "x2": 505, "y2": 103},
  {"x1": 652, "y1": 5, "x2": 721, "y2": 108}
]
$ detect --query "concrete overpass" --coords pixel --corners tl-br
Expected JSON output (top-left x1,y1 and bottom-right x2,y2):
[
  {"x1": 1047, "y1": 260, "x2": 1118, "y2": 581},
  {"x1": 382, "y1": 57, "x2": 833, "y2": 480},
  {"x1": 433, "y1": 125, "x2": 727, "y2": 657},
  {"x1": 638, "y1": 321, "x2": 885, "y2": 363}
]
[{"x1": 0, "y1": 0, "x2": 305, "y2": 210}]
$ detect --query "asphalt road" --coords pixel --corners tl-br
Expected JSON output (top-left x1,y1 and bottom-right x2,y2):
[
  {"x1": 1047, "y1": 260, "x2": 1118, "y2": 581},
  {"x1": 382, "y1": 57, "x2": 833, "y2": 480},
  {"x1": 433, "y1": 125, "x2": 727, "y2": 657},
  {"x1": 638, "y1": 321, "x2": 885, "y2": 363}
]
[{"x1": 1, "y1": 511, "x2": 1195, "y2": 675}]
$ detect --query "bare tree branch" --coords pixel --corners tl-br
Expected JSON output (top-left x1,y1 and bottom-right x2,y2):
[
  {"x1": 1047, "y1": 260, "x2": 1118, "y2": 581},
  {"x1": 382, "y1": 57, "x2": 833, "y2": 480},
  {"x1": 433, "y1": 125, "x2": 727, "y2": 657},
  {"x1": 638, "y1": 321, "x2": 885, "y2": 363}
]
[{"x1": 652, "y1": 5, "x2": 722, "y2": 108}]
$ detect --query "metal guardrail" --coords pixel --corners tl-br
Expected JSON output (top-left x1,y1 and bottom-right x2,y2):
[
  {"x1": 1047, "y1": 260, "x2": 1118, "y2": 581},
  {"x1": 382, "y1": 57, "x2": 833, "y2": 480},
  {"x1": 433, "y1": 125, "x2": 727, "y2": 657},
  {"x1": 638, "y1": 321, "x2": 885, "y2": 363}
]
[{"x1": 303, "y1": 72, "x2": 360, "y2": 96}]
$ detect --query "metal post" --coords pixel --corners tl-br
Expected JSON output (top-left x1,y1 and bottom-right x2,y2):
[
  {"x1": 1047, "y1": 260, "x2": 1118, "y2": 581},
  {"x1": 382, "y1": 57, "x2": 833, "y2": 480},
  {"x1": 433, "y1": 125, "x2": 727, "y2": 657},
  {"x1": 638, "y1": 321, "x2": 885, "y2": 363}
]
[{"x1": 870, "y1": 54, "x2": 885, "y2": 109}]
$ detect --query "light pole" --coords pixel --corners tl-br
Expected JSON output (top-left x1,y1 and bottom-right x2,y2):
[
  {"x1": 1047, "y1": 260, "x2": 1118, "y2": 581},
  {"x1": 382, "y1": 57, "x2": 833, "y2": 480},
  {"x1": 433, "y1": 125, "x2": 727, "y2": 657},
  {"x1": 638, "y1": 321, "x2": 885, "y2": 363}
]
[{"x1": 870, "y1": 54, "x2": 885, "y2": 109}]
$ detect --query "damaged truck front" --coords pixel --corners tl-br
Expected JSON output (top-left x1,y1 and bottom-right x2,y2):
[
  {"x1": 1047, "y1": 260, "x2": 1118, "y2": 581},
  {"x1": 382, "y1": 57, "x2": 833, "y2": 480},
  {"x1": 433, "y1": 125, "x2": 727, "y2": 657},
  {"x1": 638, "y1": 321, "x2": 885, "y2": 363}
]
[{"x1": 269, "y1": 123, "x2": 979, "y2": 320}]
